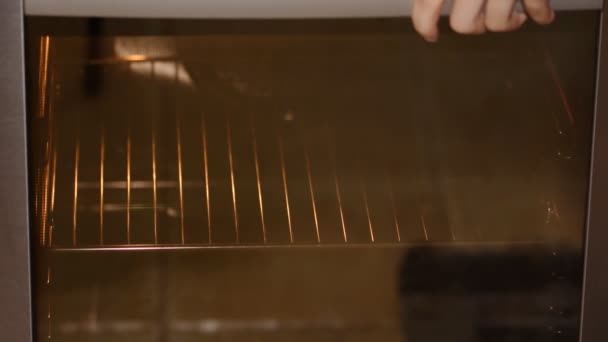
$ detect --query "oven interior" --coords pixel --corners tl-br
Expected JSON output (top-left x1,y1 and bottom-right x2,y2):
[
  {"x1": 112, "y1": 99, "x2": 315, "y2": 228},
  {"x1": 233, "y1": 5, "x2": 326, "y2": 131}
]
[{"x1": 27, "y1": 13, "x2": 598, "y2": 342}]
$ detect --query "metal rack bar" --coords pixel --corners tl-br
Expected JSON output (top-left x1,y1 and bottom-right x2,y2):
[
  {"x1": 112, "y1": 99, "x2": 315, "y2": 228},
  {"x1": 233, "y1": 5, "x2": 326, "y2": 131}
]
[
  {"x1": 360, "y1": 177, "x2": 375, "y2": 243},
  {"x1": 48, "y1": 240, "x2": 550, "y2": 252},
  {"x1": 125, "y1": 58, "x2": 134, "y2": 245},
  {"x1": 72, "y1": 140, "x2": 80, "y2": 246},
  {"x1": 41, "y1": 90, "x2": 56, "y2": 246},
  {"x1": 420, "y1": 213, "x2": 429, "y2": 241},
  {"x1": 201, "y1": 113, "x2": 211, "y2": 243},
  {"x1": 78, "y1": 180, "x2": 227, "y2": 189},
  {"x1": 99, "y1": 128, "x2": 105, "y2": 244},
  {"x1": 386, "y1": 173, "x2": 401, "y2": 242},
  {"x1": 250, "y1": 114, "x2": 267, "y2": 243},
  {"x1": 304, "y1": 142, "x2": 320, "y2": 243},
  {"x1": 37, "y1": 36, "x2": 50, "y2": 118},
  {"x1": 151, "y1": 61, "x2": 158, "y2": 245},
  {"x1": 176, "y1": 115, "x2": 185, "y2": 244},
  {"x1": 327, "y1": 129, "x2": 347, "y2": 243},
  {"x1": 127, "y1": 132, "x2": 132, "y2": 244},
  {"x1": 226, "y1": 117, "x2": 239, "y2": 243},
  {"x1": 174, "y1": 62, "x2": 186, "y2": 245},
  {"x1": 40, "y1": 145, "x2": 50, "y2": 247},
  {"x1": 277, "y1": 130, "x2": 294, "y2": 243},
  {"x1": 152, "y1": 130, "x2": 158, "y2": 244},
  {"x1": 42, "y1": 69, "x2": 56, "y2": 247},
  {"x1": 49, "y1": 148, "x2": 57, "y2": 247}
]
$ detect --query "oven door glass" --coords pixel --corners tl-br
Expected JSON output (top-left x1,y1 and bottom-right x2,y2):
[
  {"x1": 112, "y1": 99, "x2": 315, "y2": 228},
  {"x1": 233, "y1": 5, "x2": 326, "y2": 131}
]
[{"x1": 27, "y1": 13, "x2": 599, "y2": 342}]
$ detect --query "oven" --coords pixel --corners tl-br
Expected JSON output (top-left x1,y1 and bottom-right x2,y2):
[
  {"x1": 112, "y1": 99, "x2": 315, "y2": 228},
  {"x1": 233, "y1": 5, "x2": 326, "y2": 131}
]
[{"x1": 2, "y1": 0, "x2": 608, "y2": 341}]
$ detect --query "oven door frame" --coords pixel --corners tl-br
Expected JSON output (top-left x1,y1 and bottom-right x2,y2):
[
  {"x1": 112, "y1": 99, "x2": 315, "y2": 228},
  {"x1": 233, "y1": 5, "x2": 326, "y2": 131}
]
[
  {"x1": 580, "y1": 1, "x2": 608, "y2": 341},
  {"x1": 2, "y1": 0, "x2": 608, "y2": 341}
]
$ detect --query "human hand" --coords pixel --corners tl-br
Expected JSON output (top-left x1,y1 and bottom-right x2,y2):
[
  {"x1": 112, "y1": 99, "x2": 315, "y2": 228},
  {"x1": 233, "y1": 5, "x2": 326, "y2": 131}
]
[{"x1": 413, "y1": 0, "x2": 555, "y2": 42}]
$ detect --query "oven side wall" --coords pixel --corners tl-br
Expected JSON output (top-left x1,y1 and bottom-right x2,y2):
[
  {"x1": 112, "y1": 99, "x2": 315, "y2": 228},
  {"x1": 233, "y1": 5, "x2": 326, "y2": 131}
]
[{"x1": 0, "y1": 0, "x2": 33, "y2": 342}]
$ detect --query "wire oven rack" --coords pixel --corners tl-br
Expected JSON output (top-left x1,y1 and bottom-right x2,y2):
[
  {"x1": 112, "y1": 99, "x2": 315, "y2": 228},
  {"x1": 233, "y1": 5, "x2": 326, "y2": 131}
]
[{"x1": 31, "y1": 34, "x2": 586, "y2": 251}]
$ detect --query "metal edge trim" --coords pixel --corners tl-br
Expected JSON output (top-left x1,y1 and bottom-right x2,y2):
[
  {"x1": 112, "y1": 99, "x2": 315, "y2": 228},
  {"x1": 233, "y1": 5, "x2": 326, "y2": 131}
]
[{"x1": 580, "y1": 1, "x2": 608, "y2": 342}]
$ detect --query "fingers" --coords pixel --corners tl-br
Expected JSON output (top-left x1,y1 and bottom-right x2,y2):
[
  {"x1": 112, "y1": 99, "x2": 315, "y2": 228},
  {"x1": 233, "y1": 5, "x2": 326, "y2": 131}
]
[
  {"x1": 485, "y1": 0, "x2": 527, "y2": 32},
  {"x1": 449, "y1": 0, "x2": 485, "y2": 35},
  {"x1": 523, "y1": 0, "x2": 555, "y2": 25},
  {"x1": 412, "y1": 0, "x2": 446, "y2": 42},
  {"x1": 413, "y1": 0, "x2": 554, "y2": 42}
]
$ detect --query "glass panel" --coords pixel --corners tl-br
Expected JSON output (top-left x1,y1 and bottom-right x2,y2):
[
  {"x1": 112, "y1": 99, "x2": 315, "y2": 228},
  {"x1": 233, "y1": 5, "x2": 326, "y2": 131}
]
[{"x1": 27, "y1": 13, "x2": 599, "y2": 342}]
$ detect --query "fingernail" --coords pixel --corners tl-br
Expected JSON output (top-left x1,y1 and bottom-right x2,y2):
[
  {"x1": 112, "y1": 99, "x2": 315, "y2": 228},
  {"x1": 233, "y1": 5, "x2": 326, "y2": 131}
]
[
  {"x1": 426, "y1": 34, "x2": 439, "y2": 43},
  {"x1": 516, "y1": 12, "x2": 528, "y2": 25},
  {"x1": 424, "y1": 30, "x2": 439, "y2": 42},
  {"x1": 538, "y1": 10, "x2": 555, "y2": 25}
]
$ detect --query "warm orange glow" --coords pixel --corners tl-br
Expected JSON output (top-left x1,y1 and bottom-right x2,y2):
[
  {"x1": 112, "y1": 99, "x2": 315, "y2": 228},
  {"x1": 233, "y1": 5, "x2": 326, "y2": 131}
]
[{"x1": 124, "y1": 54, "x2": 148, "y2": 62}]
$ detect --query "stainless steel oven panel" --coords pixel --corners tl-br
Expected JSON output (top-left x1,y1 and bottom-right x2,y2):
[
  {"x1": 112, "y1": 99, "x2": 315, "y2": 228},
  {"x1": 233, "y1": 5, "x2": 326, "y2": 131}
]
[
  {"x1": 24, "y1": 0, "x2": 603, "y2": 19},
  {"x1": 0, "y1": 0, "x2": 32, "y2": 342}
]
